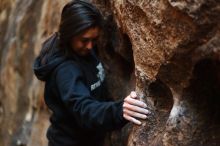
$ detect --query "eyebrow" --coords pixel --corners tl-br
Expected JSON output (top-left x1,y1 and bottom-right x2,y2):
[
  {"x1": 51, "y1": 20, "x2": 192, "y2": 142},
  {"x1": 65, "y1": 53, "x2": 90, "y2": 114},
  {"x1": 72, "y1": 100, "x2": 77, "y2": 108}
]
[{"x1": 81, "y1": 36, "x2": 99, "y2": 40}]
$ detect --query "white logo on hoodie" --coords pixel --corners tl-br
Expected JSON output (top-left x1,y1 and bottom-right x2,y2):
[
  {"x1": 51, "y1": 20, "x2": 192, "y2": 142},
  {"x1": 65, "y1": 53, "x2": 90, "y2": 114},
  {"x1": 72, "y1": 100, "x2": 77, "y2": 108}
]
[{"x1": 90, "y1": 63, "x2": 105, "y2": 91}]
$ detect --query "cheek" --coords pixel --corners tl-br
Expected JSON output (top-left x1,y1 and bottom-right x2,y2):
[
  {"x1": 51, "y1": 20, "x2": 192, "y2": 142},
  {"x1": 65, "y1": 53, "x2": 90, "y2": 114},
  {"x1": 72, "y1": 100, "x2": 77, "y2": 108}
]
[
  {"x1": 71, "y1": 40, "x2": 84, "y2": 51},
  {"x1": 78, "y1": 40, "x2": 87, "y2": 48}
]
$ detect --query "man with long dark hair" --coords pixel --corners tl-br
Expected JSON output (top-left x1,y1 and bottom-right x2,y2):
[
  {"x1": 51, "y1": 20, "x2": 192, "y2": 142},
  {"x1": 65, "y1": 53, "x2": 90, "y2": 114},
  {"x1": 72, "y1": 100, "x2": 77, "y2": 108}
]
[{"x1": 33, "y1": 1, "x2": 149, "y2": 146}]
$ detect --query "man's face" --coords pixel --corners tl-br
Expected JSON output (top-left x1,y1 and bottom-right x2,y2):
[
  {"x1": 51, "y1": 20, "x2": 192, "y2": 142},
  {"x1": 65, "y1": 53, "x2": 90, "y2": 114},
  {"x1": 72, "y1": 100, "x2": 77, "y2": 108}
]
[{"x1": 71, "y1": 27, "x2": 100, "y2": 56}]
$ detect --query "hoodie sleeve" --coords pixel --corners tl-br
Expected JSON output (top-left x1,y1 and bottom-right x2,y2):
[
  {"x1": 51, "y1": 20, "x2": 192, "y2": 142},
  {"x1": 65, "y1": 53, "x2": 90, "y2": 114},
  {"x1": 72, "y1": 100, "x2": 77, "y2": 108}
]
[{"x1": 55, "y1": 61, "x2": 127, "y2": 131}]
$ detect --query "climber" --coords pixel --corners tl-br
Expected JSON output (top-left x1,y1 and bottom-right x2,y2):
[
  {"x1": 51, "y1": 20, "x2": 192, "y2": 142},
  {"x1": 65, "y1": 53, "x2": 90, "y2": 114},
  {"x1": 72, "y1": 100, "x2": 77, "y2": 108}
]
[{"x1": 33, "y1": 1, "x2": 150, "y2": 146}]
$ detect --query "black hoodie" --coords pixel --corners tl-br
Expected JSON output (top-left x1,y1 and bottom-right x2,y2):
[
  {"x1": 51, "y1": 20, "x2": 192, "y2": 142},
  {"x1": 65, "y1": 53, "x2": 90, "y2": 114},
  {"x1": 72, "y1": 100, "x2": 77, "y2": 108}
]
[{"x1": 33, "y1": 34, "x2": 127, "y2": 146}]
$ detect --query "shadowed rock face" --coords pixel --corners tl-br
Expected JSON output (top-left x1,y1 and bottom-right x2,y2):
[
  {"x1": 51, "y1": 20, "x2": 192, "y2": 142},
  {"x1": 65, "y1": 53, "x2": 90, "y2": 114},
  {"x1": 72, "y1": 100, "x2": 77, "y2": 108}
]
[{"x1": 0, "y1": 0, "x2": 220, "y2": 146}]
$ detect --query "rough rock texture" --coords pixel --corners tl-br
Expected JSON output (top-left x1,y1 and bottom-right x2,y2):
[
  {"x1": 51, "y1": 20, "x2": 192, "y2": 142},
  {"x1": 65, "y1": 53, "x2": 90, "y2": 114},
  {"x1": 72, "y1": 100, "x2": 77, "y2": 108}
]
[
  {"x1": 93, "y1": 0, "x2": 220, "y2": 145},
  {"x1": 0, "y1": 0, "x2": 220, "y2": 146},
  {"x1": 0, "y1": 0, "x2": 68, "y2": 145}
]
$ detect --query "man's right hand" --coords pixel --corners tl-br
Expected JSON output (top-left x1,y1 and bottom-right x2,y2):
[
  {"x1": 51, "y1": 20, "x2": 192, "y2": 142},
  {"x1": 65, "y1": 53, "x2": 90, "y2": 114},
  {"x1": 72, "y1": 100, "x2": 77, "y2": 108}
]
[{"x1": 123, "y1": 91, "x2": 150, "y2": 125}]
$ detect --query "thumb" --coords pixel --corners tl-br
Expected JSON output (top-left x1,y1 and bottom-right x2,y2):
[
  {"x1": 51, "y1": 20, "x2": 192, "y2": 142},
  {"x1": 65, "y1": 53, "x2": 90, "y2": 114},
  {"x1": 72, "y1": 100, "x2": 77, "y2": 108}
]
[{"x1": 130, "y1": 91, "x2": 137, "y2": 98}]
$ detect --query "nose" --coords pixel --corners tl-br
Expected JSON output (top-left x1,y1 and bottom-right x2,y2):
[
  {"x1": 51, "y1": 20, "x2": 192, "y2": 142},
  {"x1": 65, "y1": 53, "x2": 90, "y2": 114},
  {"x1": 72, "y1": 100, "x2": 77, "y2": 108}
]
[{"x1": 86, "y1": 41, "x2": 93, "y2": 50}]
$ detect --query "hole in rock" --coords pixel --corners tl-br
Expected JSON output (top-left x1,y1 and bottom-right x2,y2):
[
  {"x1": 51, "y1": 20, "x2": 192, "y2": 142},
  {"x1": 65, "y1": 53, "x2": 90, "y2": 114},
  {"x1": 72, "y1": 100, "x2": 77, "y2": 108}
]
[{"x1": 184, "y1": 58, "x2": 220, "y2": 144}]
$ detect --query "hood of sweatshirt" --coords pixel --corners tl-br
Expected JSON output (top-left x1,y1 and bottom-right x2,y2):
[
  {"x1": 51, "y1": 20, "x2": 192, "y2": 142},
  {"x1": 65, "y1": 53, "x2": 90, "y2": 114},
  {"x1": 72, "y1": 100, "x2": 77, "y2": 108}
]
[{"x1": 33, "y1": 33, "x2": 66, "y2": 81}]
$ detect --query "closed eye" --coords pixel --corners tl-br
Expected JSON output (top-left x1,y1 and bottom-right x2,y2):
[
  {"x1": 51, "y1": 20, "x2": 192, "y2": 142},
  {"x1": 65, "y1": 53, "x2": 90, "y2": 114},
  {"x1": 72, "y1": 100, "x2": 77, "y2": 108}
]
[
  {"x1": 81, "y1": 37, "x2": 99, "y2": 44},
  {"x1": 81, "y1": 38, "x2": 90, "y2": 43}
]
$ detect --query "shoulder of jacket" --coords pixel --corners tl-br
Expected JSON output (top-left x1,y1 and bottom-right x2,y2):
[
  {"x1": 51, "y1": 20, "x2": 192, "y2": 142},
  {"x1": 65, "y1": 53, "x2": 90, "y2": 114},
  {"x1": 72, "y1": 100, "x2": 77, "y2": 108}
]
[{"x1": 53, "y1": 60, "x2": 83, "y2": 77}]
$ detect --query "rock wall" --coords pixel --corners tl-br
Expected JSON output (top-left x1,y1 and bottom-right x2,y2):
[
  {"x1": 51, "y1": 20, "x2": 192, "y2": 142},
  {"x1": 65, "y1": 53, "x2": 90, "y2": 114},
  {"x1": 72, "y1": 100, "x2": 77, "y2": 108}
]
[
  {"x1": 93, "y1": 0, "x2": 220, "y2": 145},
  {"x1": 0, "y1": 0, "x2": 68, "y2": 145},
  {"x1": 0, "y1": 0, "x2": 220, "y2": 146}
]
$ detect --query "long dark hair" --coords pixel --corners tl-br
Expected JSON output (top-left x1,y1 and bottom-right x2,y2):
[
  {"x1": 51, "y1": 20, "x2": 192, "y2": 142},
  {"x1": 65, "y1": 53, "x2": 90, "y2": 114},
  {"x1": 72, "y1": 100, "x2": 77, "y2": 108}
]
[
  {"x1": 39, "y1": 0, "x2": 103, "y2": 63},
  {"x1": 59, "y1": 0, "x2": 103, "y2": 57}
]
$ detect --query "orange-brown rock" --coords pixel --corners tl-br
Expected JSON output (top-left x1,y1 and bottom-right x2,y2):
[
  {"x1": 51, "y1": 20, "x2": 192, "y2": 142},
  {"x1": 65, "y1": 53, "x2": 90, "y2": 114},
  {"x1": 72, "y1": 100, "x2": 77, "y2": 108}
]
[{"x1": 0, "y1": 0, "x2": 220, "y2": 146}]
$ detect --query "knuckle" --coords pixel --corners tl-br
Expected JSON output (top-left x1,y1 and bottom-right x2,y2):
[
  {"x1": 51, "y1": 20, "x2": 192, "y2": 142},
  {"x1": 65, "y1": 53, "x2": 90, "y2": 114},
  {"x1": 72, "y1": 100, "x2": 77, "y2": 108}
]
[
  {"x1": 123, "y1": 109, "x2": 128, "y2": 114},
  {"x1": 125, "y1": 103, "x2": 131, "y2": 108},
  {"x1": 124, "y1": 98, "x2": 129, "y2": 102},
  {"x1": 122, "y1": 103, "x2": 126, "y2": 108},
  {"x1": 122, "y1": 103, "x2": 125, "y2": 108}
]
